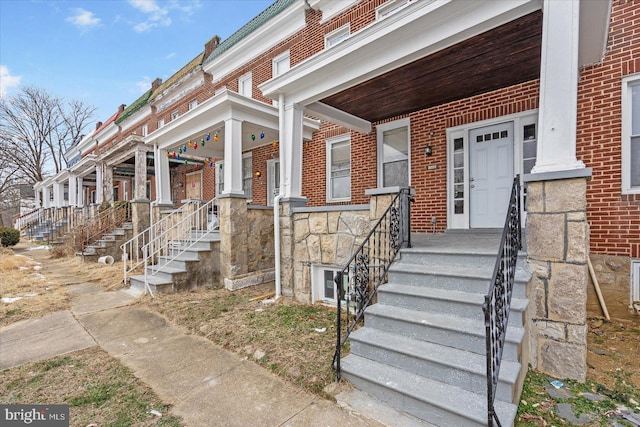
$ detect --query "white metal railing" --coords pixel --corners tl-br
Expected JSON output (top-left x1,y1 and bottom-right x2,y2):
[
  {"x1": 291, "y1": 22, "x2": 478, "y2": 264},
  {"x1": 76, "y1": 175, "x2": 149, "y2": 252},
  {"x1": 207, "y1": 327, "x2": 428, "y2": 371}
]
[
  {"x1": 121, "y1": 199, "x2": 218, "y2": 294},
  {"x1": 14, "y1": 208, "x2": 43, "y2": 230}
]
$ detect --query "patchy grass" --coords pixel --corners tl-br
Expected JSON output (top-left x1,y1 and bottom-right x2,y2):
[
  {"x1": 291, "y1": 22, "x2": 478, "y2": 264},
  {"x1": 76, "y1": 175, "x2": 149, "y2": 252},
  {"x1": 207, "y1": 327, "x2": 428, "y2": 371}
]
[
  {"x1": 0, "y1": 245, "x2": 124, "y2": 327},
  {"x1": 0, "y1": 347, "x2": 182, "y2": 427},
  {"x1": 141, "y1": 283, "x2": 346, "y2": 397}
]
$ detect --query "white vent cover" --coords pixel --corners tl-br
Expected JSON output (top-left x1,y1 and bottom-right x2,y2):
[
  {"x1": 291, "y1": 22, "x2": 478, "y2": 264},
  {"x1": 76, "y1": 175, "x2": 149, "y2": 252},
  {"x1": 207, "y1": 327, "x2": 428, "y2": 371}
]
[{"x1": 632, "y1": 260, "x2": 640, "y2": 309}]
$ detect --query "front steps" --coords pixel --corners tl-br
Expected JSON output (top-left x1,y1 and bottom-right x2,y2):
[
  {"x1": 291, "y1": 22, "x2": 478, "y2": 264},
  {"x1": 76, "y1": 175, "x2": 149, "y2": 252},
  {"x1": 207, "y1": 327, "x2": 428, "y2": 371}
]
[
  {"x1": 339, "y1": 236, "x2": 531, "y2": 427},
  {"x1": 129, "y1": 231, "x2": 220, "y2": 294},
  {"x1": 80, "y1": 223, "x2": 133, "y2": 261}
]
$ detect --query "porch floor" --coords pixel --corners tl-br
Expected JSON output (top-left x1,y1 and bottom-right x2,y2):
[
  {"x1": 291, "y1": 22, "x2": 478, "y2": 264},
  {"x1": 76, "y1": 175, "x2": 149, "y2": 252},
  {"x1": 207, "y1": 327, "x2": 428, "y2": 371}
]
[{"x1": 410, "y1": 230, "x2": 526, "y2": 254}]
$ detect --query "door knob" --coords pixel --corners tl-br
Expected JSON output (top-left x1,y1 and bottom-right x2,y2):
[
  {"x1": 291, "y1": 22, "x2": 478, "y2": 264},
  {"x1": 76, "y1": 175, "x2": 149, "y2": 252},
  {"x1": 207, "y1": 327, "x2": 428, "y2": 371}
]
[{"x1": 471, "y1": 184, "x2": 475, "y2": 188}]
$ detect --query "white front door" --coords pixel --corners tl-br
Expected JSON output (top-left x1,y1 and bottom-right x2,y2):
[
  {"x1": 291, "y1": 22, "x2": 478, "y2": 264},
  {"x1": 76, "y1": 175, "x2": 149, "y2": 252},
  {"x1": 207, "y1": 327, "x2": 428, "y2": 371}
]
[
  {"x1": 469, "y1": 122, "x2": 514, "y2": 228},
  {"x1": 267, "y1": 159, "x2": 280, "y2": 206}
]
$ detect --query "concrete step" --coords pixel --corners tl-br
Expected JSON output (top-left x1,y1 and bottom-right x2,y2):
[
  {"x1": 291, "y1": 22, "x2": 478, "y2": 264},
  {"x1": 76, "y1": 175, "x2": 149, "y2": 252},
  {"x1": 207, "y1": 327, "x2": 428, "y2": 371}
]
[
  {"x1": 157, "y1": 253, "x2": 201, "y2": 270},
  {"x1": 387, "y1": 263, "x2": 529, "y2": 299},
  {"x1": 129, "y1": 274, "x2": 173, "y2": 294},
  {"x1": 145, "y1": 265, "x2": 188, "y2": 283},
  {"x1": 364, "y1": 304, "x2": 523, "y2": 361},
  {"x1": 377, "y1": 283, "x2": 528, "y2": 328},
  {"x1": 341, "y1": 354, "x2": 517, "y2": 427},
  {"x1": 348, "y1": 328, "x2": 520, "y2": 402}
]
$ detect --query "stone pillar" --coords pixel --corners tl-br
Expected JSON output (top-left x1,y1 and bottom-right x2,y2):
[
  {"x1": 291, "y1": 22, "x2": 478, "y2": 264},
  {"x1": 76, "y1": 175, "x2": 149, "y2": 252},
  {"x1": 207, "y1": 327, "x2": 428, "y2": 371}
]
[
  {"x1": 277, "y1": 197, "x2": 307, "y2": 300},
  {"x1": 219, "y1": 194, "x2": 248, "y2": 288},
  {"x1": 103, "y1": 164, "x2": 114, "y2": 204},
  {"x1": 134, "y1": 146, "x2": 148, "y2": 200},
  {"x1": 131, "y1": 200, "x2": 150, "y2": 247},
  {"x1": 525, "y1": 175, "x2": 590, "y2": 381}
]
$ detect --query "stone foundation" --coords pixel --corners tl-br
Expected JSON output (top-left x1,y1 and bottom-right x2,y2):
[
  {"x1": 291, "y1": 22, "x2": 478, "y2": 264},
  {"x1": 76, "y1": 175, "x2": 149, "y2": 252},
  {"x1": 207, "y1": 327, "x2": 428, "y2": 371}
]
[
  {"x1": 588, "y1": 254, "x2": 636, "y2": 320},
  {"x1": 219, "y1": 195, "x2": 249, "y2": 285},
  {"x1": 525, "y1": 177, "x2": 589, "y2": 382}
]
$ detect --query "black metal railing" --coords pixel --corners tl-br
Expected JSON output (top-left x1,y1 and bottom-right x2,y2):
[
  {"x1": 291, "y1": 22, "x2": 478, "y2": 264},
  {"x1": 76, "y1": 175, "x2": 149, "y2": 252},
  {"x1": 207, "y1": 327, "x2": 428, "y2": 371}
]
[
  {"x1": 332, "y1": 187, "x2": 413, "y2": 380},
  {"x1": 483, "y1": 176, "x2": 522, "y2": 427}
]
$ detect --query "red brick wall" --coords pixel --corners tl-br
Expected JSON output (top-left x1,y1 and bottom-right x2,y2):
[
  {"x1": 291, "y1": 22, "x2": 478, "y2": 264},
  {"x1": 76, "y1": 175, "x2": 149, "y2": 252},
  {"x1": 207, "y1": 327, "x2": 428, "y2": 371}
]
[
  {"x1": 578, "y1": 0, "x2": 640, "y2": 258},
  {"x1": 302, "y1": 80, "x2": 540, "y2": 233}
]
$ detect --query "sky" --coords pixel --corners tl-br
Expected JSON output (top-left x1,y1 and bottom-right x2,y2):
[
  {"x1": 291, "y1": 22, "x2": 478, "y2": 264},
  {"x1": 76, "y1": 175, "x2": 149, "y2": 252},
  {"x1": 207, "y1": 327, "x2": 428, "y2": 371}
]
[{"x1": 0, "y1": 0, "x2": 275, "y2": 122}]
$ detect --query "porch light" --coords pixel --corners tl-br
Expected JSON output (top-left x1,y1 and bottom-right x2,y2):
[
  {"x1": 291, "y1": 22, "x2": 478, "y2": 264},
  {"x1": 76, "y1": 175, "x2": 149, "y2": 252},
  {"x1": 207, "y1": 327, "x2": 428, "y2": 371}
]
[
  {"x1": 424, "y1": 145, "x2": 433, "y2": 157},
  {"x1": 255, "y1": 171, "x2": 261, "y2": 178}
]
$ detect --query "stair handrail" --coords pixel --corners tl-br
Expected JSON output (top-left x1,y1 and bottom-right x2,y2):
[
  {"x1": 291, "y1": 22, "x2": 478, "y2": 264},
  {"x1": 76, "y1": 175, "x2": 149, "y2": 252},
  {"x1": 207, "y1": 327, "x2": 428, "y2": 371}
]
[
  {"x1": 14, "y1": 207, "x2": 42, "y2": 231},
  {"x1": 332, "y1": 187, "x2": 413, "y2": 380},
  {"x1": 120, "y1": 203, "x2": 188, "y2": 286},
  {"x1": 72, "y1": 202, "x2": 132, "y2": 253},
  {"x1": 483, "y1": 176, "x2": 522, "y2": 427},
  {"x1": 140, "y1": 199, "x2": 217, "y2": 295}
]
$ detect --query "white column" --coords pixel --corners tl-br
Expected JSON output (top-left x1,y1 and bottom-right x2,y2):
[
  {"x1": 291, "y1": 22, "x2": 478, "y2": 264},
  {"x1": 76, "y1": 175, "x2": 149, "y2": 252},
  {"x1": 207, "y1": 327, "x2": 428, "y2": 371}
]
[
  {"x1": 95, "y1": 164, "x2": 103, "y2": 204},
  {"x1": 103, "y1": 164, "x2": 114, "y2": 204},
  {"x1": 223, "y1": 118, "x2": 244, "y2": 195},
  {"x1": 134, "y1": 147, "x2": 148, "y2": 200},
  {"x1": 531, "y1": 0, "x2": 584, "y2": 174},
  {"x1": 43, "y1": 186, "x2": 51, "y2": 208},
  {"x1": 76, "y1": 176, "x2": 84, "y2": 207},
  {"x1": 280, "y1": 102, "x2": 304, "y2": 198},
  {"x1": 68, "y1": 174, "x2": 76, "y2": 207},
  {"x1": 53, "y1": 181, "x2": 64, "y2": 207},
  {"x1": 156, "y1": 148, "x2": 172, "y2": 204}
]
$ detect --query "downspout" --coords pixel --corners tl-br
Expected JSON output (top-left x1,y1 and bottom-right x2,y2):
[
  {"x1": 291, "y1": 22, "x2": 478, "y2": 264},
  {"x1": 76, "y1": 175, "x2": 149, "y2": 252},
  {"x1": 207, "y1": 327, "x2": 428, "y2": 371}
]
[{"x1": 273, "y1": 93, "x2": 286, "y2": 300}]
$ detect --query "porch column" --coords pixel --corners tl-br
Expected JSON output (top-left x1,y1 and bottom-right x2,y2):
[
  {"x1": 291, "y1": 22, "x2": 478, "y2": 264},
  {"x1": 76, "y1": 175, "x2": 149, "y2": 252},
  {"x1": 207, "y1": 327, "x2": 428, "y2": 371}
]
[
  {"x1": 76, "y1": 176, "x2": 84, "y2": 207},
  {"x1": 103, "y1": 164, "x2": 114, "y2": 204},
  {"x1": 155, "y1": 147, "x2": 172, "y2": 205},
  {"x1": 53, "y1": 181, "x2": 64, "y2": 208},
  {"x1": 68, "y1": 173, "x2": 77, "y2": 207},
  {"x1": 531, "y1": 0, "x2": 583, "y2": 174},
  {"x1": 223, "y1": 118, "x2": 244, "y2": 195},
  {"x1": 280, "y1": 102, "x2": 304, "y2": 198},
  {"x1": 525, "y1": 0, "x2": 590, "y2": 383},
  {"x1": 95, "y1": 164, "x2": 103, "y2": 204},
  {"x1": 43, "y1": 186, "x2": 51, "y2": 209},
  {"x1": 134, "y1": 147, "x2": 148, "y2": 200}
]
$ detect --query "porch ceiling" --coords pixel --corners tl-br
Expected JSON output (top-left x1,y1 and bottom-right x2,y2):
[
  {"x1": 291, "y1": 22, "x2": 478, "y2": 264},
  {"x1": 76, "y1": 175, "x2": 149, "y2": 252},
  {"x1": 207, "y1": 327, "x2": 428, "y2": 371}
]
[{"x1": 320, "y1": 11, "x2": 542, "y2": 123}]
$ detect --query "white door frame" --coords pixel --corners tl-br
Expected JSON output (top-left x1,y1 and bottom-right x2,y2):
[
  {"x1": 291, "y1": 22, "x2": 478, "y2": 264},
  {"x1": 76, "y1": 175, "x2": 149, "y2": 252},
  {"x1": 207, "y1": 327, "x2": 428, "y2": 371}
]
[{"x1": 446, "y1": 110, "x2": 538, "y2": 230}]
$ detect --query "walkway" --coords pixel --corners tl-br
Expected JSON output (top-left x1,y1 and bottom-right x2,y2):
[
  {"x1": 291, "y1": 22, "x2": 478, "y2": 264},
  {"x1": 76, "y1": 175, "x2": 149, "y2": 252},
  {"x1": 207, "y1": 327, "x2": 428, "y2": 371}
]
[{"x1": 0, "y1": 257, "x2": 381, "y2": 426}]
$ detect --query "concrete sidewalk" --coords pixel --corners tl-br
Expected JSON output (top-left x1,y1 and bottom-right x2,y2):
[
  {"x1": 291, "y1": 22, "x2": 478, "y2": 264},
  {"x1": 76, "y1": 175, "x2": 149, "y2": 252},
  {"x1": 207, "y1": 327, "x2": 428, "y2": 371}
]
[{"x1": 1, "y1": 279, "x2": 381, "y2": 426}]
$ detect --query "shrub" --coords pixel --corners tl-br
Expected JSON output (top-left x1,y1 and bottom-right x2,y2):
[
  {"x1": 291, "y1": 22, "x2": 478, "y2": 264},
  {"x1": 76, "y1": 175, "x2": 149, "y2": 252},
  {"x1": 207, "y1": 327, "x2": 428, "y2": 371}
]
[{"x1": 0, "y1": 227, "x2": 20, "y2": 247}]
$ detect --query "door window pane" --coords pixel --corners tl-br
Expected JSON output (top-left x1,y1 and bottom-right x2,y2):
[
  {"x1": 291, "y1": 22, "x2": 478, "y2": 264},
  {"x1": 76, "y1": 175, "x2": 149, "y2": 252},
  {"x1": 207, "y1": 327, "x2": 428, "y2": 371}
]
[
  {"x1": 329, "y1": 139, "x2": 351, "y2": 200},
  {"x1": 382, "y1": 126, "x2": 408, "y2": 187}
]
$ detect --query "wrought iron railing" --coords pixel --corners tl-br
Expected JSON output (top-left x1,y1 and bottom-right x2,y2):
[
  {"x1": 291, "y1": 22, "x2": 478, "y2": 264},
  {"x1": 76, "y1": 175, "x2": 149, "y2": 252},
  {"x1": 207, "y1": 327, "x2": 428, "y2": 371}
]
[
  {"x1": 332, "y1": 187, "x2": 413, "y2": 380},
  {"x1": 72, "y1": 202, "x2": 131, "y2": 253},
  {"x1": 24, "y1": 207, "x2": 69, "y2": 244},
  {"x1": 483, "y1": 176, "x2": 522, "y2": 427}
]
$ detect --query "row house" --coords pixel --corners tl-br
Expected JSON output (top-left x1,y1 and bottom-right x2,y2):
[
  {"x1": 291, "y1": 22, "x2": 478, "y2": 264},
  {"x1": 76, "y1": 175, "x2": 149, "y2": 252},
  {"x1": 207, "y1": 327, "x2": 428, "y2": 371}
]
[{"x1": 26, "y1": 0, "x2": 638, "y2": 425}]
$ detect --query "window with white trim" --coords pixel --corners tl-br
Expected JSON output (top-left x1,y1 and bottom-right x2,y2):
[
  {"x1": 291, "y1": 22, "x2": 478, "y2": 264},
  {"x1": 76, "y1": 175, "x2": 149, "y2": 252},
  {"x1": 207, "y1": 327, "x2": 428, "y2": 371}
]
[
  {"x1": 171, "y1": 110, "x2": 179, "y2": 121},
  {"x1": 312, "y1": 265, "x2": 349, "y2": 305},
  {"x1": 188, "y1": 99, "x2": 198, "y2": 110},
  {"x1": 141, "y1": 124, "x2": 148, "y2": 136},
  {"x1": 157, "y1": 118, "x2": 164, "y2": 129},
  {"x1": 214, "y1": 154, "x2": 253, "y2": 200},
  {"x1": 239, "y1": 72, "x2": 252, "y2": 98},
  {"x1": 377, "y1": 118, "x2": 410, "y2": 188},
  {"x1": 272, "y1": 51, "x2": 290, "y2": 107},
  {"x1": 325, "y1": 24, "x2": 350, "y2": 48},
  {"x1": 376, "y1": 0, "x2": 409, "y2": 19},
  {"x1": 326, "y1": 134, "x2": 351, "y2": 202},
  {"x1": 623, "y1": 75, "x2": 640, "y2": 193}
]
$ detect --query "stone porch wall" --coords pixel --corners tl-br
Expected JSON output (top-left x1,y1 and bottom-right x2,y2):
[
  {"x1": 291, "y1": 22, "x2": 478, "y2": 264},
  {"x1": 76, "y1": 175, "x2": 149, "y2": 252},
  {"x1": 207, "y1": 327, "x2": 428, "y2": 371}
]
[
  {"x1": 588, "y1": 254, "x2": 636, "y2": 320},
  {"x1": 290, "y1": 206, "x2": 371, "y2": 303},
  {"x1": 247, "y1": 206, "x2": 275, "y2": 272}
]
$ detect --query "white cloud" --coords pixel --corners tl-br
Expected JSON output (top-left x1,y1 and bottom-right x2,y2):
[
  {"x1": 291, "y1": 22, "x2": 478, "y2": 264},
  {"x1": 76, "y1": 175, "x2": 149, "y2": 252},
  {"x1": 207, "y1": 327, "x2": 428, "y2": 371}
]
[
  {"x1": 166, "y1": 52, "x2": 176, "y2": 59},
  {"x1": 135, "y1": 76, "x2": 153, "y2": 93},
  {"x1": 129, "y1": 0, "x2": 171, "y2": 32},
  {"x1": 66, "y1": 8, "x2": 101, "y2": 30},
  {"x1": 0, "y1": 65, "x2": 22, "y2": 98}
]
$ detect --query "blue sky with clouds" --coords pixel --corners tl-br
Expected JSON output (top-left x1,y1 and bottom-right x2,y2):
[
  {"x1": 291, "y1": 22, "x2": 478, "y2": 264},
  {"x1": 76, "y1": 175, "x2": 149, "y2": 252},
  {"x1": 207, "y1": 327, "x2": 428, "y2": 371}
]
[{"x1": 0, "y1": 0, "x2": 274, "y2": 122}]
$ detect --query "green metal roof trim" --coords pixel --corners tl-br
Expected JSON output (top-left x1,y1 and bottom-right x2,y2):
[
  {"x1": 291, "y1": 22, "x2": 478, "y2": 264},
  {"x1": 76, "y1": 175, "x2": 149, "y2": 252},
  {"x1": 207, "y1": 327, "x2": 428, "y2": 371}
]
[
  {"x1": 149, "y1": 52, "x2": 205, "y2": 102},
  {"x1": 203, "y1": 0, "x2": 297, "y2": 64},
  {"x1": 115, "y1": 89, "x2": 152, "y2": 125}
]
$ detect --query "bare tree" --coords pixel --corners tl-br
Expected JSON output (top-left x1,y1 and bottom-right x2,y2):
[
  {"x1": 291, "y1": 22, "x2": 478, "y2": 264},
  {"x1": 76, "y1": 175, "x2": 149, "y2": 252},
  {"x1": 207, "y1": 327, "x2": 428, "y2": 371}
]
[{"x1": 0, "y1": 86, "x2": 96, "y2": 183}]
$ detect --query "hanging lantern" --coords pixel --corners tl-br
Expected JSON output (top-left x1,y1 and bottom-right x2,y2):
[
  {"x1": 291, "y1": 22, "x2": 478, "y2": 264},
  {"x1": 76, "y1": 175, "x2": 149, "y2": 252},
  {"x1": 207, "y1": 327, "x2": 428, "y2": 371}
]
[
  {"x1": 214, "y1": 133, "x2": 219, "y2": 142},
  {"x1": 184, "y1": 160, "x2": 188, "y2": 165},
  {"x1": 206, "y1": 133, "x2": 210, "y2": 141},
  {"x1": 179, "y1": 148, "x2": 183, "y2": 154},
  {"x1": 219, "y1": 163, "x2": 223, "y2": 170},
  {"x1": 272, "y1": 140, "x2": 278, "y2": 149},
  {"x1": 183, "y1": 145, "x2": 187, "y2": 151},
  {"x1": 193, "y1": 143, "x2": 198, "y2": 150},
  {"x1": 209, "y1": 161, "x2": 214, "y2": 168},
  {"x1": 251, "y1": 133, "x2": 256, "y2": 141},
  {"x1": 177, "y1": 154, "x2": 181, "y2": 160},
  {"x1": 166, "y1": 152, "x2": 170, "y2": 158},
  {"x1": 201, "y1": 138, "x2": 205, "y2": 146},
  {"x1": 172, "y1": 152, "x2": 177, "y2": 158},
  {"x1": 260, "y1": 132, "x2": 265, "y2": 139},
  {"x1": 188, "y1": 140, "x2": 193, "y2": 148}
]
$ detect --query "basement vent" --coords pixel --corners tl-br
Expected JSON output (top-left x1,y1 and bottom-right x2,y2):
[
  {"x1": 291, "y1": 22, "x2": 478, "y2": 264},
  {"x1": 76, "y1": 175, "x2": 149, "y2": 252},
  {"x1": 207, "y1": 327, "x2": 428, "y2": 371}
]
[{"x1": 632, "y1": 260, "x2": 640, "y2": 310}]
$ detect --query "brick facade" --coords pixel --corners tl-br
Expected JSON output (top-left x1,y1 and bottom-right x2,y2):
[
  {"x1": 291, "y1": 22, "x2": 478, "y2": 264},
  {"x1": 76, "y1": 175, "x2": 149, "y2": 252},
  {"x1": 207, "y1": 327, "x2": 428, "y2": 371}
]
[{"x1": 577, "y1": 0, "x2": 640, "y2": 259}]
